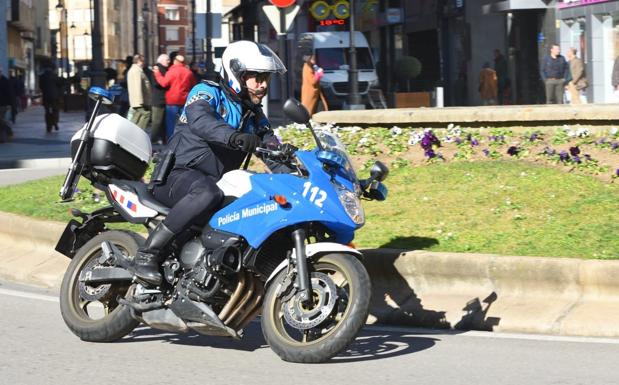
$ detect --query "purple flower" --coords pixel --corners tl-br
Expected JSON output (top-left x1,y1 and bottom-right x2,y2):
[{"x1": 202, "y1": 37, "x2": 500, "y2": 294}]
[
  {"x1": 530, "y1": 133, "x2": 538, "y2": 141},
  {"x1": 507, "y1": 146, "x2": 520, "y2": 156},
  {"x1": 572, "y1": 155, "x2": 581, "y2": 163},
  {"x1": 420, "y1": 131, "x2": 440, "y2": 151},
  {"x1": 483, "y1": 148, "x2": 490, "y2": 156},
  {"x1": 488, "y1": 135, "x2": 497, "y2": 142},
  {"x1": 559, "y1": 151, "x2": 569, "y2": 162},
  {"x1": 612, "y1": 142, "x2": 619, "y2": 150},
  {"x1": 616, "y1": 169, "x2": 619, "y2": 177},
  {"x1": 544, "y1": 147, "x2": 556, "y2": 156},
  {"x1": 454, "y1": 137, "x2": 462, "y2": 145},
  {"x1": 569, "y1": 146, "x2": 580, "y2": 156},
  {"x1": 470, "y1": 138, "x2": 479, "y2": 146},
  {"x1": 425, "y1": 149, "x2": 436, "y2": 159}
]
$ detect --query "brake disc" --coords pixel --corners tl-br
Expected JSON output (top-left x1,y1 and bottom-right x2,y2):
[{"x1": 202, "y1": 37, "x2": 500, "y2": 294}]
[{"x1": 282, "y1": 272, "x2": 339, "y2": 330}]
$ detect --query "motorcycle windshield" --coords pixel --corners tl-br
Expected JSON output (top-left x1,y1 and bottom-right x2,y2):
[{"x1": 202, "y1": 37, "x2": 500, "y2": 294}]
[{"x1": 316, "y1": 130, "x2": 358, "y2": 184}]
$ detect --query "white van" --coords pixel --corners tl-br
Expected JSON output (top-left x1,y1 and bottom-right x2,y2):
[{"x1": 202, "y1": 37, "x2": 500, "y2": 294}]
[{"x1": 297, "y1": 31, "x2": 378, "y2": 109}]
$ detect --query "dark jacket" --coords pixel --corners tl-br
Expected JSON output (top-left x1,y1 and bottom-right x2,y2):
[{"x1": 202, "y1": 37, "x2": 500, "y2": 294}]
[
  {"x1": 39, "y1": 68, "x2": 61, "y2": 104},
  {"x1": 166, "y1": 80, "x2": 286, "y2": 179},
  {"x1": 540, "y1": 55, "x2": 568, "y2": 81},
  {"x1": 0, "y1": 75, "x2": 14, "y2": 107},
  {"x1": 150, "y1": 63, "x2": 168, "y2": 107}
]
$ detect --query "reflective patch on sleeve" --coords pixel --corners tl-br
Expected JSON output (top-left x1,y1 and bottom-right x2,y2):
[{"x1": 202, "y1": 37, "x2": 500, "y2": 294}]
[{"x1": 180, "y1": 90, "x2": 215, "y2": 123}]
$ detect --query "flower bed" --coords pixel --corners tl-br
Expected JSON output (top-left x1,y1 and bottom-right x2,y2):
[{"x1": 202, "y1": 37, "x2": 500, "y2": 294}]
[{"x1": 276, "y1": 123, "x2": 619, "y2": 183}]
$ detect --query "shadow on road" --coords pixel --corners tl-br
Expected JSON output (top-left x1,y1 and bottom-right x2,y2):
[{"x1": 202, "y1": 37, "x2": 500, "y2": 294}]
[
  {"x1": 121, "y1": 321, "x2": 268, "y2": 352},
  {"x1": 122, "y1": 322, "x2": 439, "y2": 363},
  {"x1": 332, "y1": 329, "x2": 439, "y2": 363}
]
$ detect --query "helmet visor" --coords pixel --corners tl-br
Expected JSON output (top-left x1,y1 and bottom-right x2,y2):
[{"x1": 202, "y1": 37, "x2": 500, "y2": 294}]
[{"x1": 245, "y1": 44, "x2": 287, "y2": 74}]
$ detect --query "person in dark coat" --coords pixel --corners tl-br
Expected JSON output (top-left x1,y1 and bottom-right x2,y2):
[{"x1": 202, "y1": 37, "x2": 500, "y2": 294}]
[
  {"x1": 494, "y1": 49, "x2": 508, "y2": 105},
  {"x1": 149, "y1": 54, "x2": 170, "y2": 144},
  {"x1": 8, "y1": 69, "x2": 23, "y2": 123},
  {"x1": 540, "y1": 44, "x2": 568, "y2": 104},
  {"x1": 0, "y1": 67, "x2": 15, "y2": 142},
  {"x1": 39, "y1": 61, "x2": 62, "y2": 132}
]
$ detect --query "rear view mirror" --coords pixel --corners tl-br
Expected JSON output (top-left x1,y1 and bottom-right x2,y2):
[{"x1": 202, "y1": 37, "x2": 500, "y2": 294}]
[
  {"x1": 283, "y1": 98, "x2": 311, "y2": 125},
  {"x1": 370, "y1": 161, "x2": 389, "y2": 182}
]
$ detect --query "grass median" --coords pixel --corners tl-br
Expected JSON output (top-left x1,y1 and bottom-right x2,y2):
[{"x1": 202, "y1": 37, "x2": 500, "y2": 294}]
[{"x1": 0, "y1": 159, "x2": 617, "y2": 259}]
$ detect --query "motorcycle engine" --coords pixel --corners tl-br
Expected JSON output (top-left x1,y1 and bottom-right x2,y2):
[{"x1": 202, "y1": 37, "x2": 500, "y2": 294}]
[{"x1": 177, "y1": 238, "x2": 242, "y2": 303}]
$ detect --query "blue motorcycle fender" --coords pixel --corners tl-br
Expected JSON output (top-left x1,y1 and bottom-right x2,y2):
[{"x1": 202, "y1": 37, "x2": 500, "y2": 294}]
[{"x1": 265, "y1": 242, "x2": 363, "y2": 286}]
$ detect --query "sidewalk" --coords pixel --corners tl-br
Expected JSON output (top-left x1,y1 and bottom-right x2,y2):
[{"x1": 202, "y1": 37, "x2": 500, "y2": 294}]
[{"x1": 0, "y1": 106, "x2": 85, "y2": 169}]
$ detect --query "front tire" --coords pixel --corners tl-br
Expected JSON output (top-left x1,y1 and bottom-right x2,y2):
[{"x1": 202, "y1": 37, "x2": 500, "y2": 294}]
[
  {"x1": 59, "y1": 230, "x2": 143, "y2": 342},
  {"x1": 261, "y1": 253, "x2": 371, "y2": 363}
]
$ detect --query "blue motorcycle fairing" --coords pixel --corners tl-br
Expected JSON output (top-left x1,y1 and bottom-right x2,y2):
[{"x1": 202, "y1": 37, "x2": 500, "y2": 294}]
[{"x1": 208, "y1": 150, "x2": 360, "y2": 248}]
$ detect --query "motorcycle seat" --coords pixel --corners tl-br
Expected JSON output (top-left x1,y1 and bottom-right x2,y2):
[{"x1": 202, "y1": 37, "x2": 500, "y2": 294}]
[
  {"x1": 111, "y1": 179, "x2": 171, "y2": 215},
  {"x1": 110, "y1": 180, "x2": 238, "y2": 217}
]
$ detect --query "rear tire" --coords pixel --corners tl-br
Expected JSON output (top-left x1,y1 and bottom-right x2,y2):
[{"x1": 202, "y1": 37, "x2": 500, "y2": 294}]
[
  {"x1": 261, "y1": 253, "x2": 371, "y2": 363},
  {"x1": 59, "y1": 231, "x2": 143, "y2": 342}
]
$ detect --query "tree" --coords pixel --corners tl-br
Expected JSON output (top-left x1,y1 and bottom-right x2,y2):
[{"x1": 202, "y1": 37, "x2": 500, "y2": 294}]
[{"x1": 395, "y1": 56, "x2": 422, "y2": 92}]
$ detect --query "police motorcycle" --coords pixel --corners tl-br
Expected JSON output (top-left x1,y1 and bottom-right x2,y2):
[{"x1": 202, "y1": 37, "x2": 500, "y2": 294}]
[{"x1": 56, "y1": 86, "x2": 389, "y2": 363}]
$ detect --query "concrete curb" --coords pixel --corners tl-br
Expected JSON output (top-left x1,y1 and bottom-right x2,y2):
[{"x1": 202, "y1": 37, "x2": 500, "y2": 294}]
[
  {"x1": 1, "y1": 211, "x2": 617, "y2": 337},
  {"x1": 0, "y1": 158, "x2": 71, "y2": 170},
  {"x1": 313, "y1": 104, "x2": 619, "y2": 129},
  {"x1": 362, "y1": 249, "x2": 619, "y2": 337}
]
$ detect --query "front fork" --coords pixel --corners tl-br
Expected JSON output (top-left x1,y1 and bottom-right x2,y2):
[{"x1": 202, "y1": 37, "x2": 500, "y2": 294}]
[{"x1": 292, "y1": 228, "x2": 311, "y2": 303}]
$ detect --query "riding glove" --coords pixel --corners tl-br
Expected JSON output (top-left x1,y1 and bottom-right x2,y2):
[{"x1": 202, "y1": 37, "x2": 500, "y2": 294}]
[{"x1": 230, "y1": 132, "x2": 261, "y2": 153}]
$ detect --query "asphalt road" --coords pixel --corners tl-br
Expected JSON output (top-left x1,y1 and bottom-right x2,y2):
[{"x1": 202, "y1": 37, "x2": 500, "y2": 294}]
[{"x1": 1, "y1": 280, "x2": 618, "y2": 385}]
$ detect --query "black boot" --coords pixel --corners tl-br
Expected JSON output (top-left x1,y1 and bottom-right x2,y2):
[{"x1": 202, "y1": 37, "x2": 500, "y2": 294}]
[{"x1": 133, "y1": 223, "x2": 175, "y2": 286}]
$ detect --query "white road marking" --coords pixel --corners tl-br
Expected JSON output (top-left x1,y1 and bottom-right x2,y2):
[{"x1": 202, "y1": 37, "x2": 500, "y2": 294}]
[
  {"x1": 363, "y1": 324, "x2": 619, "y2": 345},
  {"x1": 0, "y1": 288, "x2": 59, "y2": 303}
]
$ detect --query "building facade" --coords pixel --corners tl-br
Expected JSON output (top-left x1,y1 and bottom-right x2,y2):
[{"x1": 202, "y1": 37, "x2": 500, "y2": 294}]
[
  {"x1": 558, "y1": 0, "x2": 619, "y2": 103},
  {"x1": 7, "y1": 0, "x2": 39, "y2": 96},
  {"x1": 158, "y1": 0, "x2": 190, "y2": 58}
]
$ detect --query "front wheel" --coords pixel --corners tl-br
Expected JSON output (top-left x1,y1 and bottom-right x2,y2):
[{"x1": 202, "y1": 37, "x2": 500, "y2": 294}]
[
  {"x1": 59, "y1": 230, "x2": 143, "y2": 342},
  {"x1": 261, "y1": 253, "x2": 371, "y2": 363}
]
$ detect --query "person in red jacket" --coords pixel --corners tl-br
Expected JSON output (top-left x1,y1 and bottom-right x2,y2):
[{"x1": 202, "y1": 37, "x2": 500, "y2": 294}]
[{"x1": 153, "y1": 54, "x2": 197, "y2": 140}]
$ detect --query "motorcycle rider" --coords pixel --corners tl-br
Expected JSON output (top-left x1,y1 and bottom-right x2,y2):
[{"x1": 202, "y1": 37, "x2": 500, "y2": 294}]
[{"x1": 131, "y1": 41, "x2": 291, "y2": 286}]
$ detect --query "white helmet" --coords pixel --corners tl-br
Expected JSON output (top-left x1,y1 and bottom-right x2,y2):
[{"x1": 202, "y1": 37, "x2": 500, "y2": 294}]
[{"x1": 220, "y1": 41, "x2": 287, "y2": 94}]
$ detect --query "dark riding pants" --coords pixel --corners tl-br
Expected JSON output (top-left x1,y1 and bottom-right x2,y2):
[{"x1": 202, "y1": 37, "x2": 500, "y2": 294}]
[{"x1": 152, "y1": 168, "x2": 224, "y2": 234}]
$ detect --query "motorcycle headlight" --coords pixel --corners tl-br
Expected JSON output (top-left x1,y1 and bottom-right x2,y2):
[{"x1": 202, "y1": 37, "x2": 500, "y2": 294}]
[{"x1": 336, "y1": 184, "x2": 365, "y2": 225}]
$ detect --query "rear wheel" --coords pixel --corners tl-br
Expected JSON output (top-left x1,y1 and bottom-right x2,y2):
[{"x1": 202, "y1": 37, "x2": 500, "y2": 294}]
[
  {"x1": 59, "y1": 231, "x2": 143, "y2": 342},
  {"x1": 261, "y1": 253, "x2": 371, "y2": 363}
]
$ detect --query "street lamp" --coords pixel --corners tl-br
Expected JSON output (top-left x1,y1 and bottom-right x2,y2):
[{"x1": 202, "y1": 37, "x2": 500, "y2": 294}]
[
  {"x1": 142, "y1": 2, "x2": 150, "y2": 64},
  {"x1": 347, "y1": 0, "x2": 362, "y2": 109},
  {"x1": 55, "y1": 1, "x2": 70, "y2": 79}
]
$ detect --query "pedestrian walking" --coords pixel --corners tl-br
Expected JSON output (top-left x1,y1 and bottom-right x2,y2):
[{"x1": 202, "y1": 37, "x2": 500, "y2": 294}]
[
  {"x1": 494, "y1": 49, "x2": 508, "y2": 105},
  {"x1": 8, "y1": 69, "x2": 23, "y2": 123},
  {"x1": 478, "y1": 63, "x2": 498, "y2": 105},
  {"x1": 540, "y1": 44, "x2": 568, "y2": 104},
  {"x1": 39, "y1": 60, "x2": 62, "y2": 132},
  {"x1": 149, "y1": 54, "x2": 170, "y2": 144},
  {"x1": 153, "y1": 54, "x2": 197, "y2": 140},
  {"x1": 127, "y1": 54, "x2": 152, "y2": 130},
  {"x1": 0, "y1": 67, "x2": 15, "y2": 143},
  {"x1": 566, "y1": 48, "x2": 587, "y2": 104},
  {"x1": 301, "y1": 54, "x2": 328, "y2": 115}
]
